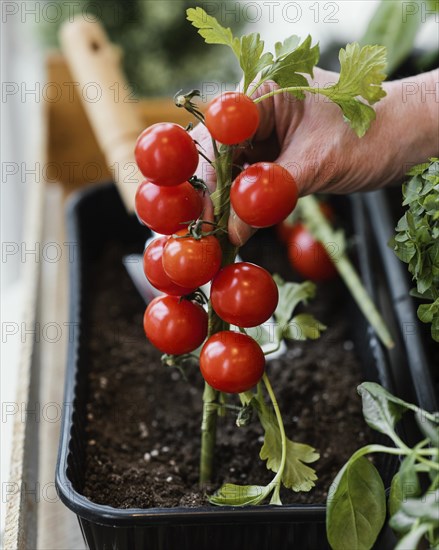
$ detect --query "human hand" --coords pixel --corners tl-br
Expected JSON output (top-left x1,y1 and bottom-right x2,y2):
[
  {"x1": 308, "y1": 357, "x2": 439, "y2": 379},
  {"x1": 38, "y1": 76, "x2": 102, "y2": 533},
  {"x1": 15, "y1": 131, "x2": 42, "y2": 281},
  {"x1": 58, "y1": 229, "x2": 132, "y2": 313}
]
[{"x1": 192, "y1": 67, "x2": 439, "y2": 246}]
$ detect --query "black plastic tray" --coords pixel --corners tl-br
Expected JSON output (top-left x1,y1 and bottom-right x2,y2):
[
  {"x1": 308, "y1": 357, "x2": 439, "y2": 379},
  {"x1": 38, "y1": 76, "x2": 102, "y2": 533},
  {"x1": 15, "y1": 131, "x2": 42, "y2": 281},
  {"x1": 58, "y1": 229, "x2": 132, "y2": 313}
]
[{"x1": 56, "y1": 184, "x2": 402, "y2": 550}]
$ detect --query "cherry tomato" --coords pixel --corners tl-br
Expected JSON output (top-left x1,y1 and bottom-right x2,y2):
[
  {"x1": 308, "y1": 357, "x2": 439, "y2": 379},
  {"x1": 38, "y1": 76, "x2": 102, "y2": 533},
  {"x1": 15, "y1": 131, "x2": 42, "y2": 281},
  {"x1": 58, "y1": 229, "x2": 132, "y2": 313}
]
[
  {"x1": 205, "y1": 92, "x2": 259, "y2": 145},
  {"x1": 276, "y1": 202, "x2": 335, "y2": 244},
  {"x1": 163, "y1": 230, "x2": 222, "y2": 288},
  {"x1": 143, "y1": 238, "x2": 196, "y2": 296},
  {"x1": 135, "y1": 181, "x2": 203, "y2": 235},
  {"x1": 231, "y1": 162, "x2": 298, "y2": 228},
  {"x1": 200, "y1": 331, "x2": 265, "y2": 393},
  {"x1": 288, "y1": 224, "x2": 338, "y2": 282},
  {"x1": 211, "y1": 262, "x2": 278, "y2": 327},
  {"x1": 143, "y1": 295, "x2": 207, "y2": 355},
  {"x1": 135, "y1": 123, "x2": 199, "y2": 187}
]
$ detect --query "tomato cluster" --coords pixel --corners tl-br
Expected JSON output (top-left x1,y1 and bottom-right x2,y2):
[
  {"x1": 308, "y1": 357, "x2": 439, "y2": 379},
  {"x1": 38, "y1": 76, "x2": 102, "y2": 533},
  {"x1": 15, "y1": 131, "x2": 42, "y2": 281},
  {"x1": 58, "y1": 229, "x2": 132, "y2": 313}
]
[{"x1": 135, "y1": 93, "x2": 298, "y2": 394}]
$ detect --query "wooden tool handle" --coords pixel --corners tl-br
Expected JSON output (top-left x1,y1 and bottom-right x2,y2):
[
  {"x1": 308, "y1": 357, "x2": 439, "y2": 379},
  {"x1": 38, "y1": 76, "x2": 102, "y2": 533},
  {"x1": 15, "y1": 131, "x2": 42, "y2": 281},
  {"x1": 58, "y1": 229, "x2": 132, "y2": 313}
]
[{"x1": 59, "y1": 19, "x2": 144, "y2": 212}]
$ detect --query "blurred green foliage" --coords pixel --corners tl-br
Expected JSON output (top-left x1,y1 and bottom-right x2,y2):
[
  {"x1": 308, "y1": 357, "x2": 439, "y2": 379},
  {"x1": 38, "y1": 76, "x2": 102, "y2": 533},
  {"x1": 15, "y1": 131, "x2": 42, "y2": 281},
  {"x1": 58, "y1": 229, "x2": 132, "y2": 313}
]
[{"x1": 38, "y1": 0, "x2": 244, "y2": 96}]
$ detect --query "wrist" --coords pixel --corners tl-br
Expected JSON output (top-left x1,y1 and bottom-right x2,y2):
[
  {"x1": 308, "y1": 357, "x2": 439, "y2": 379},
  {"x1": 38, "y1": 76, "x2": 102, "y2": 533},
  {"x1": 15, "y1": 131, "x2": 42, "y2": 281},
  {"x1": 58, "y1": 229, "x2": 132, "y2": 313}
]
[{"x1": 382, "y1": 70, "x2": 439, "y2": 178}]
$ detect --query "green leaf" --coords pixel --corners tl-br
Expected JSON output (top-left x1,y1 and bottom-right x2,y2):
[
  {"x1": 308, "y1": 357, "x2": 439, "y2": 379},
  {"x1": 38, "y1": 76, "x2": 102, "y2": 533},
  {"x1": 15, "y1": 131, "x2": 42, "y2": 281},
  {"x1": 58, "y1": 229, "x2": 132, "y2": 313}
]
[
  {"x1": 399, "y1": 454, "x2": 421, "y2": 499},
  {"x1": 254, "y1": 396, "x2": 319, "y2": 492},
  {"x1": 418, "y1": 299, "x2": 439, "y2": 324},
  {"x1": 337, "y1": 43, "x2": 387, "y2": 104},
  {"x1": 285, "y1": 313, "x2": 327, "y2": 341},
  {"x1": 240, "y1": 33, "x2": 273, "y2": 94},
  {"x1": 274, "y1": 35, "x2": 301, "y2": 58},
  {"x1": 318, "y1": 43, "x2": 387, "y2": 137},
  {"x1": 389, "y1": 473, "x2": 403, "y2": 518},
  {"x1": 262, "y1": 35, "x2": 320, "y2": 89},
  {"x1": 392, "y1": 159, "x2": 439, "y2": 342},
  {"x1": 186, "y1": 7, "x2": 241, "y2": 59},
  {"x1": 273, "y1": 276, "x2": 316, "y2": 327},
  {"x1": 336, "y1": 99, "x2": 377, "y2": 138},
  {"x1": 208, "y1": 483, "x2": 272, "y2": 506},
  {"x1": 357, "y1": 382, "x2": 409, "y2": 440},
  {"x1": 327, "y1": 456, "x2": 386, "y2": 550},
  {"x1": 360, "y1": 0, "x2": 422, "y2": 75}
]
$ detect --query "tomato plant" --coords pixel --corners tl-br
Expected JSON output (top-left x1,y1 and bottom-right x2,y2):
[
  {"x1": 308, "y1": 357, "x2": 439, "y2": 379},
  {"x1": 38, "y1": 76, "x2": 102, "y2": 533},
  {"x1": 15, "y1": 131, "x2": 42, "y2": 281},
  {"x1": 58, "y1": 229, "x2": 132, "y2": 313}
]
[
  {"x1": 205, "y1": 92, "x2": 260, "y2": 145},
  {"x1": 135, "y1": 123, "x2": 199, "y2": 187},
  {"x1": 211, "y1": 262, "x2": 278, "y2": 327},
  {"x1": 131, "y1": 6, "x2": 393, "y2": 512},
  {"x1": 143, "y1": 295, "x2": 208, "y2": 355},
  {"x1": 287, "y1": 223, "x2": 338, "y2": 282},
  {"x1": 135, "y1": 180, "x2": 203, "y2": 235},
  {"x1": 199, "y1": 331, "x2": 265, "y2": 393},
  {"x1": 143, "y1": 237, "x2": 196, "y2": 296},
  {"x1": 162, "y1": 230, "x2": 222, "y2": 288},
  {"x1": 231, "y1": 162, "x2": 298, "y2": 227}
]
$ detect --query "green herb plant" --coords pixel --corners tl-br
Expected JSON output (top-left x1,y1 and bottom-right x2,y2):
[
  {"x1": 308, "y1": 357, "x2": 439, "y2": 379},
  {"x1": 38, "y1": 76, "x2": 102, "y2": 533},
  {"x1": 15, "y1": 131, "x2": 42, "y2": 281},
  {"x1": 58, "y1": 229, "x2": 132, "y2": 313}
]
[
  {"x1": 172, "y1": 7, "x2": 394, "y2": 504},
  {"x1": 326, "y1": 382, "x2": 439, "y2": 550},
  {"x1": 391, "y1": 159, "x2": 439, "y2": 342}
]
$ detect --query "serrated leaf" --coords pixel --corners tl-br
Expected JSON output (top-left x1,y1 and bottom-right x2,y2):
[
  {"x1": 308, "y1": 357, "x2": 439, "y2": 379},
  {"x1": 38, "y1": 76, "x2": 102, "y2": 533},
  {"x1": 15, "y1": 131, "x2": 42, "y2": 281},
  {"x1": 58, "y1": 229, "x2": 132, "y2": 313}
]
[
  {"x1": 337, "y1": 43, "x2": 387, "y2": 104},
  {"x1": 256, "y1": 398, "x2": 318, "y2": 492},
  {"x1": 274, "y1": 35, "x2": 300, "y2": 59},
  {"x1": 327, "y1": 456, "x2": 386, "y2": 550},
  {"x1": 285, "y1": 313, "x2": 326, "y2": 341},
  {"x1": 273, "y1": 276, "x2": 316, "y2": 327},
  {"x1": 318, "y1": 43, "x2": 387, "y2": 137},
  {"x1": 262, "y1": 35, "x2": 319, "y2": 89},
  {"x1": 336, "y1": 98, "x2": 377, "y2": 138},
  {"x1": 240, "y1": 33, "x2": 273, "y2": 93},
  {"x1": 208, "y1": 483, "x2": 271, "y2": 506},
  {"x1": 187, "y1": 7, "x2": 241, "y2": 59}
]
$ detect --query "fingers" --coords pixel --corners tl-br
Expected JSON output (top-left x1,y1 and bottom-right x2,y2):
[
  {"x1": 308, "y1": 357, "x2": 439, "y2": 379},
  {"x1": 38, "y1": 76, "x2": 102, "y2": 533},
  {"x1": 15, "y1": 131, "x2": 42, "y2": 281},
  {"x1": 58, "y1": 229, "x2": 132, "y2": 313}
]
[
  {"x1": 191, "y1": 122, "x2": 217, "y2": 193},
  {"x1": 228, "y1": 208, "x2": 256, "y2": 247}
]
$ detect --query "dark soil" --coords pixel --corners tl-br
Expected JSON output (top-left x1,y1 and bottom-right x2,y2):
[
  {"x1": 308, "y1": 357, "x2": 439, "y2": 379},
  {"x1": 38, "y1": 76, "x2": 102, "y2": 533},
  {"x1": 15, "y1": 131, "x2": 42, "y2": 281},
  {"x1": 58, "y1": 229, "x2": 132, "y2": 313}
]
[{"x1": 82, "y1": 230, "x2": 372, "y2": 509}]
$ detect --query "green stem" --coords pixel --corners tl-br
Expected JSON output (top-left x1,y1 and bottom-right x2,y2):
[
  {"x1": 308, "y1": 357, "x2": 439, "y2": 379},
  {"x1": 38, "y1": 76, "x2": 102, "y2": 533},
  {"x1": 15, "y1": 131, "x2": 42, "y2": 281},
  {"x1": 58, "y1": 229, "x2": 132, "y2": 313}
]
[
  {"x1": 199, "y1": 144, "x2": 237, "y2": 486},
  {"x1": 253, "y1": 86, "x2": 313, "y2": 103},
  {"x1": 298, "y1": 195, "x2": 394, "y2": 349},
  {"x1": 263, "y1": 372, "x2": 287, "y2": 504}
]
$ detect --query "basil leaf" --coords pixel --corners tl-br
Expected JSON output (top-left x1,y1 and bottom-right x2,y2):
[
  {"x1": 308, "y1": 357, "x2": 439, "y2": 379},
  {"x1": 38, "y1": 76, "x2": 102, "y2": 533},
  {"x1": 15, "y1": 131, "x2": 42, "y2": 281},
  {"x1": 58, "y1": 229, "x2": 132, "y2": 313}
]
[{"x1": 327, "y1": 456, "x2": 386, "y2": 550}]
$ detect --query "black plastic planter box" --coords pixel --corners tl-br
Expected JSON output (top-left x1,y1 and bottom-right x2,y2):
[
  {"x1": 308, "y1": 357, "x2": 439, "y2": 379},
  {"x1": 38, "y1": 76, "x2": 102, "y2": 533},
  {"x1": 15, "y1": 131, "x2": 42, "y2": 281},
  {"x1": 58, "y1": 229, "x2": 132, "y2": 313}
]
[{"x1": 57, "y1": 184, "x2": 406, "y2": 550}]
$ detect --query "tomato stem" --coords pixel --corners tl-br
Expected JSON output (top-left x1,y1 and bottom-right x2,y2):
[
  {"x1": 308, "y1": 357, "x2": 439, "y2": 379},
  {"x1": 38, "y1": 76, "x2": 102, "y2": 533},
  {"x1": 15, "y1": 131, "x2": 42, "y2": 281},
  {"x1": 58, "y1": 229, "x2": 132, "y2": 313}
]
[{"x1": 199, "y1": 144, "x2": 236, "y2": 486}]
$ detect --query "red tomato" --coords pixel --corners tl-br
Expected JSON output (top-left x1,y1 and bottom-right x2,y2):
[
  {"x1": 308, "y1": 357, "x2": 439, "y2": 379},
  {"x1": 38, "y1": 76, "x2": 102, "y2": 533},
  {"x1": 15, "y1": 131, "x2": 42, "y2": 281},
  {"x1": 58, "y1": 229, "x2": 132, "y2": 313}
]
[
  {"x1": 288, "y1": 224, "x2": 338, "y2": 282},
  {"x1": 200, "y1": 331, "x2": 265, "y2": 393},
  {"x1": 135, "y1": 123, "x2": 199, "y2": 187},
  {"x1": 231, "y1": 162, "x2": 298, "y2": 228},
  {"x1": 162, "y1": 230, "x2": 222, "y2": 288},
  {"x1": 135, "y1": 181, "x2": 202, "y2": 235},
  {"x1": 276, "y1": 202, "x2": 335, "y2": 244},
  {"x1": 143, "y1": 295, "x2": 207, "y2": 355},
  {"x1": 205, "y1": 92, "x2": 259, "y2": 145},
  {"x1": 211, "y1": 262, "x2": 278, "y2": 327},
  {"x1": 143, "y1": 238, "x2": 196, "y2": 296}
]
